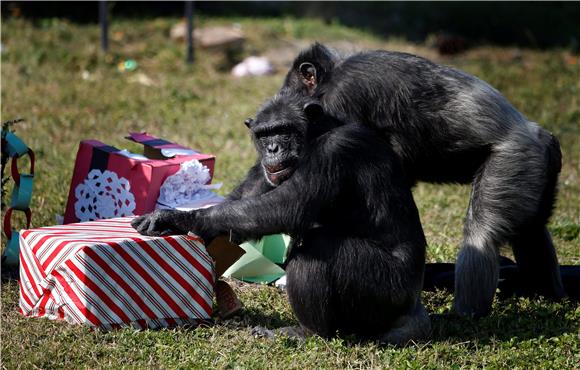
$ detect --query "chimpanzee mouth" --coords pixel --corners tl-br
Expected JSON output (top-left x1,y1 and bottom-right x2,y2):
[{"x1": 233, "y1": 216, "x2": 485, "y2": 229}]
[{"x1": 263, "y1": 162, "x2": 296, "y2": 185}]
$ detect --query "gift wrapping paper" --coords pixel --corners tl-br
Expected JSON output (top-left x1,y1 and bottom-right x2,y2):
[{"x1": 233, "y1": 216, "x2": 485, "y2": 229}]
[{"x1": 19, "y1": 217, "x2": 214, "y2": 330}]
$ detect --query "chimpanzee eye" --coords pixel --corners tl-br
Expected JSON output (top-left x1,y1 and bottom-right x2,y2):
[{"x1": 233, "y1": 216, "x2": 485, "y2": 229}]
[
  {"x1": 277, "y1": 127, "x2": 299, "y2": 136},
  {"x1": 254, "y1": 124, "x2": 300, "y2": 139},
  {"x1": 259, "y1": 137, "x2": 270, "y2": 146}
]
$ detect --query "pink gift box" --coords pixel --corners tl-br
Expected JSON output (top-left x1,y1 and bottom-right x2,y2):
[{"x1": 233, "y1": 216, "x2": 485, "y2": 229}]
[
  {"x1": 63, "y1": 132, "x2": 215, "y2": 224},
  {"x1": 19, "y1": 217, "x2": 215, "y2": 330}
]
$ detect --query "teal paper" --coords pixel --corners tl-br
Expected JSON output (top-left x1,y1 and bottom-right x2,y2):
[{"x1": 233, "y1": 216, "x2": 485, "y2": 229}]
[
  {"x1": 4, "y1": 232, "x2": 20, "y2": 266},
  {"x1": 11, "y1": 174, "x2": 34, "y2": 210},
  {"x1": 223, "y1": 234, "x2": 290, "y2": 283},
  {"x1": 5, "y1": 132, "x2": 28, "y2": 157}
]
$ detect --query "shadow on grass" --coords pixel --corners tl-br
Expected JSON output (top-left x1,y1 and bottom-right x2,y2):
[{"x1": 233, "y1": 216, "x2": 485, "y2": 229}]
[
  {"x1": 429, "y1": 299, "x2": 578, "y2": 344},
  {"x1": 4, "y1": 262, "x2": 575, "y2": 346},
  {"x1": 237, "y1": 306, "x2": 297, "y2": 330},
  {"x1": 1, "y1": 265, "x2": 19, "y2": 282},
  {"x1": 236, "y1": 293, "x2": 578, "y2": 346}
]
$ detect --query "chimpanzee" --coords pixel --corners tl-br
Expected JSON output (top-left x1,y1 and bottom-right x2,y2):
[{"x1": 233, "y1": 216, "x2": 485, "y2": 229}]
[
  {"x1": 282, "y1": 43, "x2": 565, "y2": 317},
  {"x1": 132, "y1": 92, "x2": 431, "y2": 343}
]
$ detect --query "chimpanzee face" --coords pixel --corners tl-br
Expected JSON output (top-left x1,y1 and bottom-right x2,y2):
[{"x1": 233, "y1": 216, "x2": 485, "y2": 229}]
[{"x1": 244, "y1": 95, "x2": 324, "y2": 186}]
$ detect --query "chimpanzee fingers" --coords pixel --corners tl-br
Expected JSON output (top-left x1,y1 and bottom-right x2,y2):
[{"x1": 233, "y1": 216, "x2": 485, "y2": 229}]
[
  {"x1": 250, "y1": 326, "x2": 276, "y2": 339},
  {"x1": 145, "y1": 211, "x2": 170, "y2": 235},
  {"x1": 130, "y1": 215, "x2": 143, "y2": 230},
  {"x1": 131, "y1": 211, "x2": 173, "y2": 236},
  {"x1": 153, "y1": 209, "x2": 187, "y2": 236},
  {"x1": 155, "y1": 228, "x2": 176, "y2": 237},
  {"x1": 144, "y1": 229, "x2": 174, "y2": 237},
  {"x1": 131, "y1": 215, "x2": 151, "y2": 235}
]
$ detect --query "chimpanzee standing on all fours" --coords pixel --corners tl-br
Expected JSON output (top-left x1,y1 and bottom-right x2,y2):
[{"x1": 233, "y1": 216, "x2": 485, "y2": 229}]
[
  {"x1": 132, "y1": 93, "x2": 431, "y2": 343},
  {"x1": 282, "y1": 43, "x2": 565, "y2": 317}
]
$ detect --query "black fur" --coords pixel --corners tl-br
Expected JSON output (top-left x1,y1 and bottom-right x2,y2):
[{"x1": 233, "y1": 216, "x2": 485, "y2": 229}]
[
  {"x1": 132, "y1": 93, "x2": 430, "y2": 342},
  {"x1": 283, "y1": 43, "x2": 566, "y2": 316}
]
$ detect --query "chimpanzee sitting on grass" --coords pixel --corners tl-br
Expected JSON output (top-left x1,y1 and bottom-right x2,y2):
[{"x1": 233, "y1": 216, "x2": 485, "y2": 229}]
[{"x1": 132, "y1": 92, "x2": 430, "y2": 343}]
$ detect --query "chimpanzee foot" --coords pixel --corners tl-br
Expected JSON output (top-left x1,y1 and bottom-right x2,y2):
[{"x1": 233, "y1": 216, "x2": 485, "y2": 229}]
[
  {"x1": 452, "y1": 242, "x2": 499, "y2": 318},
  {"x1": 251, "y1": 326, "x2": 276, "y2": 339},
  {"x1": 379, "y1": 301, "x2": 431, "y2": 346},
  {"x1": 276, "y1": 325, "x2": 309, "y2": 339},
  {"x1": 251, "y1": 325, "x2": 308, "y2": 340}
]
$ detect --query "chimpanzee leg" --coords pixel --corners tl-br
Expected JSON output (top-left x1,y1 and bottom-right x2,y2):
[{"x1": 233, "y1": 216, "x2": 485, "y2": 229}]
[
  {"x1": 454, "y1": 155, "x2": 510, "y2": 317},
  {"x1": 454, "y1": 216, "x2": 501, "y2": 318},
  {"x1": 511, "y1": 225, "x2": 565, "y2": 298},
  {"x1": 454, "y1": 126, "x2": 564, "y2": 317},
  {"x1": 252, "y1": 233, "x2": 337, "y2": 340},
  {"x1": 285, "y1": 233, "x2": 336, "y2": 338},
  {"x1": 510, "y1": 130, "x2": 565, "y2": 299},
  {"x1": 379, "y1": 298, "x2": 431, "y2": 345}
]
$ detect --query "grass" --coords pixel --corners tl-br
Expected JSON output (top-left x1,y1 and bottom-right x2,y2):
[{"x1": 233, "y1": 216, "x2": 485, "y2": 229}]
[{"x1": 1, "y1": 15, "x2": 579, "y2": 369}]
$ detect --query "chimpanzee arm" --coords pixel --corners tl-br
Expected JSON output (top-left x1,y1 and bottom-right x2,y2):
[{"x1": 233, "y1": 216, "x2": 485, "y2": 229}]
[
  {"x1": 226, "y1": 161, "x2": 273, "y2": 201},
  {"x1": 132, "y1": 153, "x2": 341, "y2": 242},
  {"x1": 194, "y1": 177, "x2": 332, "y2": 242}
]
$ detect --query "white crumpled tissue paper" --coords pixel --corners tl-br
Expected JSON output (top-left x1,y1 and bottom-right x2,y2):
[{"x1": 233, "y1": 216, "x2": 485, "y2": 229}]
[{"x1": 157, "y1": 159, "x2": 224, "y2": 211}]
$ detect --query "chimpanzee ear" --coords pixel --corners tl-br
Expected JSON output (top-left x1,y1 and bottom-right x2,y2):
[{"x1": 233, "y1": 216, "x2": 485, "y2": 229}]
[
  {"x1": 299, "y1": 62, "x2": 317, "y2": 90},
  {"x1": 303, "y1": 102, "x2": 324, "y2": 123},
  {"x1": 244, "y1": 118, "x2": 254, "y2": 128}
]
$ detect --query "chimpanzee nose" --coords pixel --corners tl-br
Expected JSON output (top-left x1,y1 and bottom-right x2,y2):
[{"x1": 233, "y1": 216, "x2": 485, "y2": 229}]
[{"x1": 267, "y1": 143, "x2": 279, "y2": 154}]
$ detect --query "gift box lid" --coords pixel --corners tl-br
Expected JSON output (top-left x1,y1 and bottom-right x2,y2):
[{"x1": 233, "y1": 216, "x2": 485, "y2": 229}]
[{"x1": 80, "y1": 138, "x2": 215, "y2": 168}]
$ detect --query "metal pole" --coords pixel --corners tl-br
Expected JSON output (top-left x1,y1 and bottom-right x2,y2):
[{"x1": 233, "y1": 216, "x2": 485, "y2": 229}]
[
  {"x1": 185, "y1": 1, "x2": 194, "y2": 64},
  {"x1": 99, "y1": 1, "x2": 109, "y2": 52}
]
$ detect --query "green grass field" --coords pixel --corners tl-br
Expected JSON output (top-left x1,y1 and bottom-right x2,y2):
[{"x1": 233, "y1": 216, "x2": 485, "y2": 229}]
[{"x1": 1, "y1": 16, "x2": 579, "y2": 368}]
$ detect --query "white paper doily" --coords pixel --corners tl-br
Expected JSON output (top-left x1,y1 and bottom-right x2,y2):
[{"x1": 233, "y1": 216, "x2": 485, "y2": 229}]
[{"x1": 74, "y1": 169, "x2": 136, "y2": 221}]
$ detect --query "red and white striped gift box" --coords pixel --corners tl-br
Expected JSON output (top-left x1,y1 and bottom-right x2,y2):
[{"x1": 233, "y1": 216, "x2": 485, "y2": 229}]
[{"x1": 19, "y1": 217, "x2": 215, "y2": 330}]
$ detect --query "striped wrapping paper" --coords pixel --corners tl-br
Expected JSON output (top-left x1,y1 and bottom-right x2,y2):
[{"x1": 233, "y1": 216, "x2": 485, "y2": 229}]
[{"x1": 18, "y1": 217, "x2": 215, "y2": 330}]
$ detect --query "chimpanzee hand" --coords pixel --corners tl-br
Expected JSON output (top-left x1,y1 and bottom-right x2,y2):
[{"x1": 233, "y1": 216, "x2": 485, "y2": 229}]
[{"x1": 131, "y1": 209, "x2": 188, "y2": 237}]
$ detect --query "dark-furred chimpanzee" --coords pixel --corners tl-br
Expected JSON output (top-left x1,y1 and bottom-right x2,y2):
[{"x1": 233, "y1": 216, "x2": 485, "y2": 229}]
[
  {"x1": 282, "y1": 43, "x2": 565, "y2": 317},
  {"x1": 132, "y1": 92, "x2": 431, "y2": 343}
]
